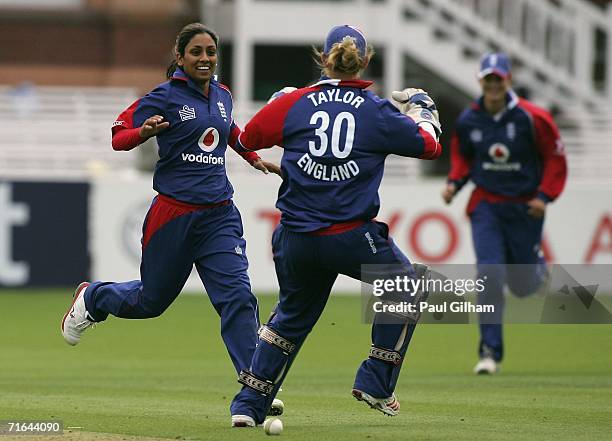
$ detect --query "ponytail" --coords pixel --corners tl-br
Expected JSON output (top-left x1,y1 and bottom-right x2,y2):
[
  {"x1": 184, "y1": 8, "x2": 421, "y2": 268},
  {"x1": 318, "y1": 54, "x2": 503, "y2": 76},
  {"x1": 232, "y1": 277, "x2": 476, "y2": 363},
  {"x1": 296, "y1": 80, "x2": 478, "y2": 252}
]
[
  {"x1": 166, "y1": 60, "x2": 179, "y2": 79},
  {"x1": 314, "y1": 37, "x2": 374, "y2": 77}
]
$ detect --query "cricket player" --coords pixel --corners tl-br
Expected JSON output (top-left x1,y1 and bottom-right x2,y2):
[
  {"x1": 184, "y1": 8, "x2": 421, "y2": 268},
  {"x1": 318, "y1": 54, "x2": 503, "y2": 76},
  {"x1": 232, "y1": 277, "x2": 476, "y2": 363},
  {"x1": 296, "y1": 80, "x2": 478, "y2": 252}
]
[
  {"x1": 442, "y1": 53, "x2": 567, "y2": 374},
  {"x1": 60, "y1": 23, "x2": 284, "y2": 415},
  {"x1": 228, "y1": 25, "x2": 443, "y2": 426}
]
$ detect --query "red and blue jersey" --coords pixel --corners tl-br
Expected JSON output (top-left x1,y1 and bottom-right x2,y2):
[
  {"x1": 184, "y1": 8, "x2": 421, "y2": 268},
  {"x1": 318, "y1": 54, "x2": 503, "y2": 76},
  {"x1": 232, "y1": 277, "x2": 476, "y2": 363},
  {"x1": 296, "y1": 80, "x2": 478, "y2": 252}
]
[
  {"x1": 111, "y1": 68, "x2": 259, "y2": 204},
  {"x1": 235, "y1": 78, "x2": 441, "y2": 232},
  {"x1": 448, "y1": 91, "x2": 567, "y2": 212}
]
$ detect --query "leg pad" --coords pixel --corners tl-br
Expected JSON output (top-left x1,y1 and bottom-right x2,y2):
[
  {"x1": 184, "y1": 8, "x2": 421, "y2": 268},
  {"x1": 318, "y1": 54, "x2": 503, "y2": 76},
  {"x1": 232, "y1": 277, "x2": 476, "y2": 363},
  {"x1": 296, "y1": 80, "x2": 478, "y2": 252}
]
[
  {"x1": 238, "y1": 370, "x2": 275, "y2": 396},
  {"x1": 369, "y1": 345, "x2": 403, "y2": 365},
  {"x1": 259, "y1": 325, "x2": 296, "y2": 354}
]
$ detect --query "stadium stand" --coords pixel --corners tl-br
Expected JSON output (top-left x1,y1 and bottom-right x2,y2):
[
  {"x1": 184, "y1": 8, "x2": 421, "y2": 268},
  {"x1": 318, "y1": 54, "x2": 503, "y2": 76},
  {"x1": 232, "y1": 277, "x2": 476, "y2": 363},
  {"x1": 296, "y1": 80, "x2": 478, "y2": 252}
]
[
  {"x1": 0, "y1": 85, "x2": 138, "y2": 178},
  {"x1": 1, "y1": 0, "x2": 610, "y2": 182}
]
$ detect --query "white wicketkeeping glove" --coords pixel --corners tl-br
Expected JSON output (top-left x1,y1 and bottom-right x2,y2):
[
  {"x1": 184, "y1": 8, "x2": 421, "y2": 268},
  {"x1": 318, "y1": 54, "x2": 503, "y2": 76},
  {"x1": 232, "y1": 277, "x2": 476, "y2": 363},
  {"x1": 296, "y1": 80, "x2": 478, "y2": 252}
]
[
  {"x1": 391, "y1": 88, "x2": 441, "y2": 137},
  {"x1": 267, "y1": 86, "x2": 298, "y2": 104}
]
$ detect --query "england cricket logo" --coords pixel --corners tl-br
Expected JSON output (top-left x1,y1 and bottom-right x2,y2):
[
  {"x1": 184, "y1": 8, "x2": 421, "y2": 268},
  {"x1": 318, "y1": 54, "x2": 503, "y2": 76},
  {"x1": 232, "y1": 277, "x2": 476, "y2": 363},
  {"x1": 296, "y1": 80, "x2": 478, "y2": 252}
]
[
  {"x1": 506, "y1": 122, "x2": 516, "y2": 140},
  {"x1": 217, "y1": 101, "x2": 228, "y2": 121}
]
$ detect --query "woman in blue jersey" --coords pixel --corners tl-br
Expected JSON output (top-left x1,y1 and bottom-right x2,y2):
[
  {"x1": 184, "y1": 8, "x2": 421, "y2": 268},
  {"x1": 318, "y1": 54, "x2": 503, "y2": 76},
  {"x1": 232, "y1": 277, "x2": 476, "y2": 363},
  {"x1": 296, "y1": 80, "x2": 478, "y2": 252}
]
[
  {"x1": 60, "y1": 24, "x2": 283, "y2": 414},
  {"x1": 442, "y1": 53, "x2": 567, "y2": 374},
  {"x1": 229, "y1": 25, "x2": 443, "y2": 426}
]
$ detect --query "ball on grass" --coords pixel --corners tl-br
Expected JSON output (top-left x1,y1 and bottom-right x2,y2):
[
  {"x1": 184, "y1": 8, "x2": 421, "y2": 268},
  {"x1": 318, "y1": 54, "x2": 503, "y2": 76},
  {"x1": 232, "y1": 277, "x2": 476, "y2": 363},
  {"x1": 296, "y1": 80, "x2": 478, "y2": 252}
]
[{"x1": 263, "y1": 417, "x2": 283, "y2": 436}]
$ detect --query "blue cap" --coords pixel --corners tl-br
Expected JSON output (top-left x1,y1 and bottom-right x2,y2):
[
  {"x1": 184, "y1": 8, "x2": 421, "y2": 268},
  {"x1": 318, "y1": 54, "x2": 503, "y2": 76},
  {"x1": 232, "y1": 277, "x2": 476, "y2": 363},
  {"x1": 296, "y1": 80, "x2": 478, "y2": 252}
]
[
  {"x1": 478, "y1": 52, "x2": 511, "y2": 79},
  {"x1": 324, "y1": 25, "x2": 367, "y2": 57}
]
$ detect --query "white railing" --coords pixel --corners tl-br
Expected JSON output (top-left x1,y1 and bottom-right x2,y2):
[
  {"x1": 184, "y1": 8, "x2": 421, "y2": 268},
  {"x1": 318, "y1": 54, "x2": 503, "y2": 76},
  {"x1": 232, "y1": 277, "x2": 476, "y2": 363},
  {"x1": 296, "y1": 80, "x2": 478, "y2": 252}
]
[
  {"x1": 405, "y1": 0, "x2": 611, "y2": 108},
  {"x1": 0, "y1": 85, "x2": 138, "y2": 178}
]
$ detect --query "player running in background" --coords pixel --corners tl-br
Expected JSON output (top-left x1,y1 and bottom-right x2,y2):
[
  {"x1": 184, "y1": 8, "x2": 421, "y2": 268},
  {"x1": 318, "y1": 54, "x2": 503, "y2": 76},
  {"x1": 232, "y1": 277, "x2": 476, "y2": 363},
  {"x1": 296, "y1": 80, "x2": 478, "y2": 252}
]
[
  {"x1": 228, "y1": 25, "x2": 442, "y2": 427},
  {"x1": 61, "y1": 23, "x2": 283, "y2": 414},
  {"x1": 442, "y1": 53, "x2": 567, "y2": 374}
]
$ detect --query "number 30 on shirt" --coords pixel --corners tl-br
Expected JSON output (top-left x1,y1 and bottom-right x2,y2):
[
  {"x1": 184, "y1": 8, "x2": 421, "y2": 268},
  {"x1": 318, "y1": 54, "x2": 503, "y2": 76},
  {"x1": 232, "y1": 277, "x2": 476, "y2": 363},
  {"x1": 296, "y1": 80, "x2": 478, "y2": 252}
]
[{"x1": 309, "y1": 111, "x2": 355, "y2": 159}]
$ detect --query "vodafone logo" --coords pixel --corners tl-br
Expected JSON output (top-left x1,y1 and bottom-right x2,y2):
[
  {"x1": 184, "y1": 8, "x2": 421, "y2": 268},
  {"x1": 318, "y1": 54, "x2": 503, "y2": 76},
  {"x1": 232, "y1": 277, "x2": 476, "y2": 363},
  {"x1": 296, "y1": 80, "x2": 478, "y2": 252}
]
[
  {"x1": 483, "y1": 143, "x2": 520, "y2": 171},
  {"x1": 488, "y1": 143, "x2": 510, "y2": 163},
  {"x1": 183, "y1": 127, "x2": 224, "y2": 166},
  {"x1": 199, "y1": 127, "x2": 220, "y2": 152}
]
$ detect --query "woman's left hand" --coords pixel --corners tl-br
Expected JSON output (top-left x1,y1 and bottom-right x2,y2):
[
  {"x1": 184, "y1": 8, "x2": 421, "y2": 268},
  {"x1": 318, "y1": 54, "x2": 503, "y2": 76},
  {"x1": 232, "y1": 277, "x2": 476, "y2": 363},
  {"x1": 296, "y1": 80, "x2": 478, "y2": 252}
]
[
  {"x1": 252, "y1": 159, "x2": 282, "y2": 177},
  {"x1": 527, "y1": 198, "x2": 547, "y2": 218}
]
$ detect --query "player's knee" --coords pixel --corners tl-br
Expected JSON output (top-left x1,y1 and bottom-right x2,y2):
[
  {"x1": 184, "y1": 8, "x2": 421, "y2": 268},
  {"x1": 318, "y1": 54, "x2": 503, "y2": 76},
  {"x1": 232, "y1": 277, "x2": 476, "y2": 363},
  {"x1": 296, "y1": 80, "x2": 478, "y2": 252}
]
[{"x1": 221, "y1": 294, "x2": 257, "y2": 315}]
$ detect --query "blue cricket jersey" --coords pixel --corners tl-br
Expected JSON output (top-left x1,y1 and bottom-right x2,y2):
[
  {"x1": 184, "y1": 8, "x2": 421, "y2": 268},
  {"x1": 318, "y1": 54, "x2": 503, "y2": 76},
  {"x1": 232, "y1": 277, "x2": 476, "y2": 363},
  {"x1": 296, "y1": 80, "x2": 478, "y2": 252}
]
[
  {"x1": 111, "y1": 68, "x2": 259, "y2": 204},
  {"x1": 448, "y1": 90, "x2": 567, "y2": 210},
  {"x1": 236, "y1": 78, "x2": 441, "y2": 232}
]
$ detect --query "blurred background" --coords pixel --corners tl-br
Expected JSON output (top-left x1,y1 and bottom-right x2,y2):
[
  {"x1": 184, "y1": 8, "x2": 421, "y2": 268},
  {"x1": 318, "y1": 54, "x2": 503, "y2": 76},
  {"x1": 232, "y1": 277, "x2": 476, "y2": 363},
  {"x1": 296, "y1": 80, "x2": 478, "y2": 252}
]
[{"x1": 0, "y1": 0, "x2": 611, "y2": 292}]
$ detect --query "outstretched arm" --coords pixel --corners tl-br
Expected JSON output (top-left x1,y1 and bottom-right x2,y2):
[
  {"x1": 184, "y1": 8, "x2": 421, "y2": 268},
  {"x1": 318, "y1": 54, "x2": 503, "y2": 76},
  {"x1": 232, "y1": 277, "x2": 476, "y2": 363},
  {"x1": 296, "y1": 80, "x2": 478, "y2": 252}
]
[
  {"x1": 383, "y1": 88, "x2": 443, "y2": 160},
  {"x1": 234, "y1": 87, "x2": 315, "y2": 152},
  {"x1": 111, "y1": 88, "x2": 169, "y2": 151},
  {"x1": 228, "y1": 122, "x2": 282, "y2": 176}
]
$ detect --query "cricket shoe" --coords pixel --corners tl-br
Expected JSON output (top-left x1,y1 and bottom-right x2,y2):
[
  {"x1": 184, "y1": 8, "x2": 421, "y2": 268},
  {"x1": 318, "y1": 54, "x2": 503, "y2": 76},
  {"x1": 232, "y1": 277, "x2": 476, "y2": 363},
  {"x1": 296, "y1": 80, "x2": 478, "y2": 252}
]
[
  {"x1": 231, "y1": 398, "x2": 284, "y2": 427},
  {"x1": 61, "y1": 282, "x2": 96, "y2": 346},
  {"x1": 474, "y1": 357, "x2": 499, "y2": 375},
  {"x1": 352, "y1": 389, "x2": 400, "y2": 416},
  {"x1": 231, "y1": 415, "x2": 257, "y2": 427}
]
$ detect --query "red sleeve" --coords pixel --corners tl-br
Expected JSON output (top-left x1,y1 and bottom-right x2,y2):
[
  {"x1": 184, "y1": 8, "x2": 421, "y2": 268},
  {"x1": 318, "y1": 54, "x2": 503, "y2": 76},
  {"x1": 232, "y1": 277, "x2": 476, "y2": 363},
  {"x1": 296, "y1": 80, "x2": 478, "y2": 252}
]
[
  {"x1": 447, "y1": 132, "x2": 472, "y2": 185},
  {"x1": 417, "y1": 126, "x2": 442, "y2": 159},
  {"x1": 521, "y1": 100, "x2": 567, "y2": 201},
  {"x1": 111, "y1": 99, "x2": 146, "y2": 151},
  {"x1": 228, "y1": 123, "x2": 260, "y2": 165},
  {"x1": 237, "y1": 87, "x2": 317, "y2": 151}
]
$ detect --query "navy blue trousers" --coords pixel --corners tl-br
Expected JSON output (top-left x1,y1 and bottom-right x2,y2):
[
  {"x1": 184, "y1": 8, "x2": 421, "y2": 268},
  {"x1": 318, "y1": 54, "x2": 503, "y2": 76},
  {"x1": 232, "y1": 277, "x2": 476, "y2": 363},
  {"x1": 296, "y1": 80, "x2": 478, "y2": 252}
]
[
  {"x1": 84, "y1": 197, "x2": 259, "y2": 374},
  {"x1": 231, "y1": 221, "x2": 419, "y2": 423},
  {"x1": 471, "y1": 201, "x2": 547, "y2": 361}
]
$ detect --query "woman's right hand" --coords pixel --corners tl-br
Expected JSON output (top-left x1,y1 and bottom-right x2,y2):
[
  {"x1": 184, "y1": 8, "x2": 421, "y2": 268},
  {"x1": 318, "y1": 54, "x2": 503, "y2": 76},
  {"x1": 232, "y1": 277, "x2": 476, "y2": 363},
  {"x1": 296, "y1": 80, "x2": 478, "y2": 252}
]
[
  {"x1": 252, "y1": 159, "x2": 283, "y2": 178},
  {"x1": 139, "y1": 115, "x2": 170, "y2": 139},
  {"x1": 441, "y1": 183, "x2": 457, "y2": 204}
]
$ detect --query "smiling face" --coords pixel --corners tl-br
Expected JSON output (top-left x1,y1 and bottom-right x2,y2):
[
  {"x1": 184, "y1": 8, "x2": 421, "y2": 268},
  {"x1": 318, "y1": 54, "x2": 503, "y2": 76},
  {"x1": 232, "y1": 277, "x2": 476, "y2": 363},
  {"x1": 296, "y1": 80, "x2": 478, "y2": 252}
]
[
  {"x1": 177, "y1": 32, "x2": 218, "y2": 91},
  {"x1": 479, "y1": 73, "x2": 511, "y2": 102}
]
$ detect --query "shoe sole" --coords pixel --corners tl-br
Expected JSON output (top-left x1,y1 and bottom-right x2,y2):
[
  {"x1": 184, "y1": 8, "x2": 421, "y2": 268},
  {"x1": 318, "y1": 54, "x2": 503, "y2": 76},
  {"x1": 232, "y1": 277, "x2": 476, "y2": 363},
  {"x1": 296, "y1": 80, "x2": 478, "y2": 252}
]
[
  {"x1": 475, "y1": 367, "x2": 499, "y2": 375},
  {"x1": 61, "y1": 282, "x2": 90, "y2": 344},
  {"x1": 352, "y1": 389, "x2": 399, "y2": 417},
  {"x1": 231, "y1": 415, "x2": 256, "y2": 428}
]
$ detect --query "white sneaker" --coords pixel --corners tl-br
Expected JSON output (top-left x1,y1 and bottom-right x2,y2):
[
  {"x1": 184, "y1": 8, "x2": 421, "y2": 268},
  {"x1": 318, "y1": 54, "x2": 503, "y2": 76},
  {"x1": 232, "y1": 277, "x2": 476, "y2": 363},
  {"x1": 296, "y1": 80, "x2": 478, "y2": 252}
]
[
  {"x1": 352, "y1": 389, "x2": 400, "y2": 416},
  {"x1": 61, "y1": 282, "x2": 95, "y2": 346},
  {"x1": 474, "y1": 357, "x2": 499, "y2": 374},
  {"x1": 269, "y1": 398, "x2": 284, "y2": 416},
  {"x1": 231, "y1": 415, "x2": 256, "y2": 427}
]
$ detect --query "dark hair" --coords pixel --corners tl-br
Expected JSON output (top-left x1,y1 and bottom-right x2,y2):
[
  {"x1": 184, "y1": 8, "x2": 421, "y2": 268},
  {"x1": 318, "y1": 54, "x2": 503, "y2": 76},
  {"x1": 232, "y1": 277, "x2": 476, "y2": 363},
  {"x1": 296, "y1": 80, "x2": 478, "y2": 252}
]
[{"x1": 166, "y1": 23, "x2": 219, "y2": 79}]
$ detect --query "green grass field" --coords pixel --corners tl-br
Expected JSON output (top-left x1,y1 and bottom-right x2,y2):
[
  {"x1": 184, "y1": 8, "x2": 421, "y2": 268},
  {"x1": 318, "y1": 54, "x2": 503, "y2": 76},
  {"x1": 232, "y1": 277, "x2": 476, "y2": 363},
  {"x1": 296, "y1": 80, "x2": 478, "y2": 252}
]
[{"x1": 1, "y1": 290, "x2": 611, "y2": 441}]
